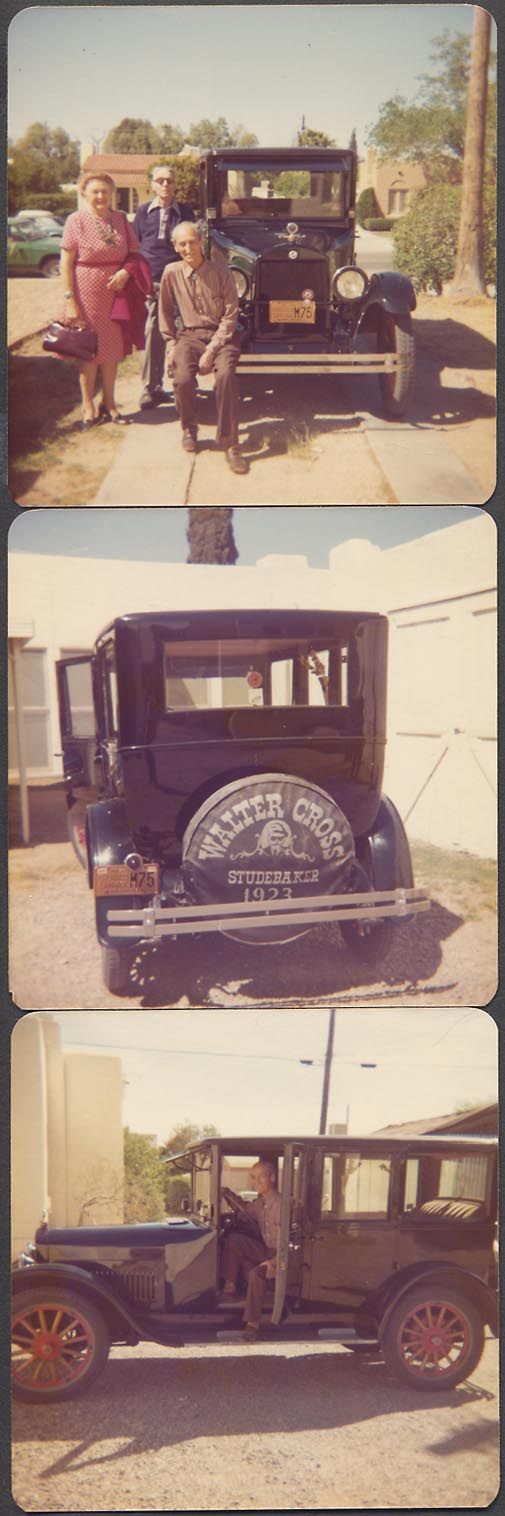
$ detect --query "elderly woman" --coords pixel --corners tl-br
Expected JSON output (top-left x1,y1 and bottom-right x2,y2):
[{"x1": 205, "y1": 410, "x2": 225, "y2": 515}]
[{"x1": 60, "y1": 173, "x2": 141, "y2": 429}]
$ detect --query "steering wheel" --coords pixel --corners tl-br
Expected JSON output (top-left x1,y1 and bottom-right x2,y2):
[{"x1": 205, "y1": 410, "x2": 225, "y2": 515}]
[
  {"x1": 220, "y1": 1188, "x2": 262, "y2": 1240},
  {"x1": 221, "y1": 1187, "x2": 252, "y2": 1218}
]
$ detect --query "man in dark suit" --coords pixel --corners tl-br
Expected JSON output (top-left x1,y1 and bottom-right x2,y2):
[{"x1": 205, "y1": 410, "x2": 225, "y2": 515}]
[{"x1": 133, "y1": 164, "x2": 194, "y2": 409}]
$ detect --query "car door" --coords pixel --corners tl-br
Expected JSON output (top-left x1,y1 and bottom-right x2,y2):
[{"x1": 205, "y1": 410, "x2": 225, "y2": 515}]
[
  {"x1": 8, "y1": 224, "x2": 31, "y2": 270},
  {"x1": 301, "y1": 1146, "x2": 398, "y2": 1307},
  {"x1": 56, "y1": 656, "x2": 102, "y2": 861}
]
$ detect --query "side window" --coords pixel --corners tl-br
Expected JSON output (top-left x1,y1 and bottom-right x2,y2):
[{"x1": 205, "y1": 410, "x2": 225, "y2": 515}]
[
  {"x1": 321, "y1": 1153, "x2": 392, "y2": 1219},
  {"x1": 100, "y1": 644, "x2": 119, "y2": 738},
  {"x1": 61, "y1": 658, "x2": 95, "y2": 737}
]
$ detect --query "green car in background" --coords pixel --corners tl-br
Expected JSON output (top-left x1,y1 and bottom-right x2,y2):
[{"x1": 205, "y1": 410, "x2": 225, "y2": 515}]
[{"x1": 7, "y1": 218, "x2": 62, "y2": 277}]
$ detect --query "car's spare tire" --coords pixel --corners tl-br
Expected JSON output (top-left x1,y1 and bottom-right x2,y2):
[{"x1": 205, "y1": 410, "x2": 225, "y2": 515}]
[{"x1": 182, "y1": 773, "x2": 355, "y2": 943}]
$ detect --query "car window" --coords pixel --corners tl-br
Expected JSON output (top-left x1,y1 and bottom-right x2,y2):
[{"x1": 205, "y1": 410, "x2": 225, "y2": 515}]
[
  {"x1": 219, "y1": 167, "x2": 345, "y2": 219},
  {"x1": 403, "y1": 1153, "x2": 489, "y2": 1212},
  {"x1": 163, "y1": 638, "x2": 349, "y2": 709},
  {"x1": 321, "y1": 1154, "x2": 392, "y2": 1219}
]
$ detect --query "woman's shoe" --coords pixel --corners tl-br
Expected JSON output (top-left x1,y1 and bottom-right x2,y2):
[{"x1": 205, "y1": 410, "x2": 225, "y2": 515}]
[
  {"x1": 80, "y1": 416, "x2": 97, "y2": 430},
  {"x1": 98, "y1": 403, "x2": 131, "y2": 426}
]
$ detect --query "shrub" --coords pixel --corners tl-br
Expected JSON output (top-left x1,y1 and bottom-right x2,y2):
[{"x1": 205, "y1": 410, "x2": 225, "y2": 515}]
[
  {"x1": 356, "y1": 186, "x2": 380, "y2": 226},
  {"x1": 16, "y1": 191, "x2": 77, "y2": 217},
  {"x1": 163, "y1": 154, "x2": 200, "y2": 210},
  {"x1": 392, "y1": 182, "x2": 496, "y2": 293},
  {"x1": 363, "y1": 217, "x2": 393, "y2": 231}
]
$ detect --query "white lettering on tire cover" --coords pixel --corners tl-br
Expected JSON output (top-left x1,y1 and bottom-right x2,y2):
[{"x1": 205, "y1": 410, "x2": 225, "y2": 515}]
[{"x1": 183, "y1": 774, "x2": 355, "y2": 904}]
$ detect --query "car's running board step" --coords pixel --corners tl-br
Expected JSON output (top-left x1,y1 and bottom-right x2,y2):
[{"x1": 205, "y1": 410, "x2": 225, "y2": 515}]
[{"x1": 318, "y1": 1328, "x2": 377, "y2": 1343}]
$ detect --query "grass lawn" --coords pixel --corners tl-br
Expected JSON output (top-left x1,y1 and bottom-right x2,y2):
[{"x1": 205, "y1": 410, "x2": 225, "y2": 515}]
[
  {"x1": 411, "y1": 840, "x2": 497, "y2": 920},
  {"x1": 8, "y1": 342, "x2": 141, "y2": 507}
]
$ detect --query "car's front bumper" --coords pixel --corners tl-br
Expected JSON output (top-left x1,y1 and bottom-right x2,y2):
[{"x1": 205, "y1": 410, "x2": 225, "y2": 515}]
[
  {"x1": 104, "y1": 885, "x2": 429, "y2": 943},
  {"x1": 238, "y1": 350, "x2": 408, "y2": 376}
]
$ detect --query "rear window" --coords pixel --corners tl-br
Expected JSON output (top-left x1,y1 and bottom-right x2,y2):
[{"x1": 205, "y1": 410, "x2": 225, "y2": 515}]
[
  {"x1": 163, "y1": 637, "x2": 349, "y2": 710},
  {"x1": 218, "y1": 166, "x2": 345, "y2": 219}
]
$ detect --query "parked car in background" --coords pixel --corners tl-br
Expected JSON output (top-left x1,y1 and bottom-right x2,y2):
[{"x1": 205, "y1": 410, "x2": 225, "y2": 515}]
[
  {"x1": 7, "y1": 218, "x2": 62, "y2": 277},
  {"x1": 200, "y1": 147, "x2": 417, "y2": 417},
  {"x1": 56, "y1": 607, "x2": 429, "y2": 994},
  {"x1": 12, "y1": 209, "x2": 65, "y2": 231},
  {"x1": 12, "y1": 1133, "x2": 498, "y2": 1401}
]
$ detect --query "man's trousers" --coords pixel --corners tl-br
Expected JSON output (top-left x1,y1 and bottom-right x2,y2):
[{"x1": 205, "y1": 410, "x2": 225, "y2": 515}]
[
  {"x1": 222, "y1": 1230, "x2": 276, "y2": 1325},
  {"x1": 142, "y1": 285, "x2": 167, "y2": 396},
  {"x1": 171, "y1": 329, "x2": 242, "y2": 447}
]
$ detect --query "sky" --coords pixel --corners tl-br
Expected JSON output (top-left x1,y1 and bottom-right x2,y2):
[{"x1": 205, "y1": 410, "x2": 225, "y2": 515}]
[
  {"x1": 8, "y1": 506, "x2": 483, "y2": 566},
  {"x1": 8, "y1": 4, "x2": 478, "y2": 150},
  {"x1": 27, "y1": 1006, "x2": 498, "y2": 1145}
]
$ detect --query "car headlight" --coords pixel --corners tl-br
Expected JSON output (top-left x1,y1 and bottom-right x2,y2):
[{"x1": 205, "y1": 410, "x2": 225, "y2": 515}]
[
  {"x1": 231, "y1": 267, "x2": 249, "y2": 299},
  {"x1": 332, "y1": 266, "x2": 368, "y2": 301}
]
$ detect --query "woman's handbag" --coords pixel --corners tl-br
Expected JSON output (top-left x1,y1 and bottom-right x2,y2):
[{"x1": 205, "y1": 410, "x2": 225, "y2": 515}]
[{"x1": 42, "y1": 322, "x2": 98, "y2": 361}]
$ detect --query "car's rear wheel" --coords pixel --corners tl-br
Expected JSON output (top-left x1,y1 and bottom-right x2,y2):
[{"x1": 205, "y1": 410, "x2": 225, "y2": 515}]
[
  {"x1": 378, "y1": 312, "x2": 415, "y2": 417},
  {"x1": 12, "y1": 1288, "x2": 110, "y2": 1402},
  {"x1": 339, "y1": 861, "x2": 394, "y2": 967},
  {"x1": 381, "y1": 1286, "x2": 485, "y2": 1391},
  {"x1": 40, "y1": 255, "x2": 61, "y2": 278},
  {"x1": 102, "y1": 944, "x2": 133, "y2": 995}
]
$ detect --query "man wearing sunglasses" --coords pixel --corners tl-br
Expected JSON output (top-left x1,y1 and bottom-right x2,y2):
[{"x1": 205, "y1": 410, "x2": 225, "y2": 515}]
[{"x1": 133, "y1": 165, "x2": 194, "y2": 410}]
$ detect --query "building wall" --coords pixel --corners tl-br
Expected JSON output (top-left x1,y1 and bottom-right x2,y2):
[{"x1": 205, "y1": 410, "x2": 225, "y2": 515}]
[
  {"x1": 8, "y1": 513, "x2": 497, "y2": 857},
  {"x1": 358, "y1": 149, "x2": 426, "y2": 217},
  {"x1": 11, "y1": 1016, "x2": 124, "y2": 1257}
]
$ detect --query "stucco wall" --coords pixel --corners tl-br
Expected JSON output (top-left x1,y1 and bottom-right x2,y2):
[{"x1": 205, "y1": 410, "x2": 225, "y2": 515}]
[{"x1": 11, "y1": 1016, "x2": 124, "y2": 1257}]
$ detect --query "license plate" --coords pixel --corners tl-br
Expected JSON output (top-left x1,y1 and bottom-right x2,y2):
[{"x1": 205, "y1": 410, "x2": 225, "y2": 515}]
[
  {"x1": 269, "y1": 300, "x2": 316, "y2": 324},
  {"x1": 94, "y1": 863, "x2": 160, "y2": 897}
]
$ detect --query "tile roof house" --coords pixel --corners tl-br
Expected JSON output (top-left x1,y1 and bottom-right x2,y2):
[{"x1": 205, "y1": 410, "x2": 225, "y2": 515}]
[{"x1": 79, "y1": 151, "x2": 163, "y2": 214}]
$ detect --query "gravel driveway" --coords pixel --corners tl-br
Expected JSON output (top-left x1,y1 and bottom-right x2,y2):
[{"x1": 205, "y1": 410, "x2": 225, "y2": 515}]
[
  {"x1": 12, "y1": 1336, "x2": 499, "y2": 1511},
  {"x1": 9, "y1": 788, "x2": 497, "y2": 1011}
]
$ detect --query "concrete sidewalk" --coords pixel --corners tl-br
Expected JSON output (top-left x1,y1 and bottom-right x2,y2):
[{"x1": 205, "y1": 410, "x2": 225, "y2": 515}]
[{"x1": 93, "y1": 365, "x2": 486, "y2": 507}]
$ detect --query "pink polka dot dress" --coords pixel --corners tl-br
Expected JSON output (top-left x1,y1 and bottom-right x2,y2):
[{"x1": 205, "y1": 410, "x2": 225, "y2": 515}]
[{"x1": 61, "y1": 210, "x2": 140, "y2": 363}]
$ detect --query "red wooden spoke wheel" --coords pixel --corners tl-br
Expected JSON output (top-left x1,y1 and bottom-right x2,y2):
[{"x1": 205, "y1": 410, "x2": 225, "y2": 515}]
[
  {"x1": 382, "y1": 1286, "x2": 484, "y2": 1391},
  {"x1": 12, "y1": 1289, "x2": 109, "y2": 1401}
]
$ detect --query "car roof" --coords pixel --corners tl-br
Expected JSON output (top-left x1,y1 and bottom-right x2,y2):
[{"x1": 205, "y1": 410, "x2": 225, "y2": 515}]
[
  {"x1": 167, "y1": 1133, "x2": 496, "y2": 1161},
  {"x1": 96, "y1": 608, "x2": 386, "y2": 644}
]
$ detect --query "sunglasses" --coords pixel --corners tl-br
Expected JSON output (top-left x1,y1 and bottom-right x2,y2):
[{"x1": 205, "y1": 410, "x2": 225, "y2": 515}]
[{"x1": 154, "y1": 178, "x2": 174, "y2": 186}]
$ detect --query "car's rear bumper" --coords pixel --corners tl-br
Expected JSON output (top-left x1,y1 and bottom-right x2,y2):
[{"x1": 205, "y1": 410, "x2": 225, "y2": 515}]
[{"x1": 104, "y1": 885, "x2": 429, "y2": 943}]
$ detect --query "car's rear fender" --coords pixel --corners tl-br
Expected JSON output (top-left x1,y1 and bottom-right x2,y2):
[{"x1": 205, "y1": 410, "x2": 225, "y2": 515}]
[
  {"x1": 85, "y1": 798, "x2": 134, "y2": 889},
  {"x1": 358, "y1": 795, "x2": 414, "y2": 892},
  {"x1": 375, "y1": 1263, "x2": 498, "y2": 1341},
  {"x1": 357, "y1": 272, "x2": 416, "y2": 332}
]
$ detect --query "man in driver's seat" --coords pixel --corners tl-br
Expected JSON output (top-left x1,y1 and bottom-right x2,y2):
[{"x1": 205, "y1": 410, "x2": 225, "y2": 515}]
[{"x1": 221, "y1": 1160, "x2": 281, "y2": 1341}]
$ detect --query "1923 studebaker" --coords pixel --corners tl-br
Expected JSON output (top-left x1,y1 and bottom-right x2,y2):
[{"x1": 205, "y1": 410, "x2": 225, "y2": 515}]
[
  {"x1": 56, "y1": 608, "x2": 429, "y2": 994},
  {"x1": 12, "y1": 1134, "x2": 498, "y2": 1401},
  {"x1": 200, "y1": 147, "x2": 416, "y2": 416}
]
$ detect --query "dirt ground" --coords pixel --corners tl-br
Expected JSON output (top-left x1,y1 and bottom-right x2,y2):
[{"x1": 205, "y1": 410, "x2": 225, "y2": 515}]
[
  {"x1": 12, "y1": 1335, "x2": 499, "y2": 1511},
  {"x1": 8, "y1": 785, "x2": 497, "y2": 1012},
  {"x1": 7, "y1": 283, "x2": 496, "y2": 507}
]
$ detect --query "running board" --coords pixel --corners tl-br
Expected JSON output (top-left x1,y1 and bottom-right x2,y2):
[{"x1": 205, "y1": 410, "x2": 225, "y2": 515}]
[{"x1": 318, "y1": 1328, "x2": 377, "y2": 1343}]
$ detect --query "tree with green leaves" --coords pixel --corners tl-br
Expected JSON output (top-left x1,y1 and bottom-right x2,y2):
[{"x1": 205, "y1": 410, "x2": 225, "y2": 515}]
[
  {"x1": 8, "y1": 122, "x2": 80, "y2": 212},
  {"x1": 103, "y1": 117, "x2": 161, "y2": 154},
  {"x1": 123, "y1": 1127, "x2": 166, "y2": 1222},
  {"x1": 367, "y1": 29, "x2": 495, "y2": 185},
  {"x1": 186, "y1": 509, "x2": 238, "y2": 565},
  {"x1": 297, "y1": 127, "x2": 336, "y2": 148},
  {"x1": 188, "y1": 117, "x2": 233, "y2": 149},
  {"x1": 156, "y1": 122, "x2": 185, "y2": 154},
  {"x1": 162, "y1": 1122, "x2": 220, "y2": 1162}
]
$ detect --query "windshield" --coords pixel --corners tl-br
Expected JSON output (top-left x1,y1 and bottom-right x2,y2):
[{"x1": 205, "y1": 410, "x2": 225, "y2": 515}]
[
  {"x1": 163, "y1": 636, "x2": 349, "y2": 709},
  {"x1": 218, "y1": 165, "x2": 346, "y2": 219}
]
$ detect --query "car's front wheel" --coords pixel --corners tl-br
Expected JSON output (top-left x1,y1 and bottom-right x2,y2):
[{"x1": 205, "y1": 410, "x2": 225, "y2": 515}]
[
  {"x1": 378, "y1": 311, "x2": 415, "y2": 417},
  {"x1": 12, "y1": 1287, "x2": 110, "y2": 1401},
  {"x1": 40, "y1": 255, "x2": 61, "y2": 278},
  {"x1": 381, "y1": 1286, "x2": 485, "y2": 1391},
  {"x1": 102, "y1": 944, "x2": 133, "y2": 995}
]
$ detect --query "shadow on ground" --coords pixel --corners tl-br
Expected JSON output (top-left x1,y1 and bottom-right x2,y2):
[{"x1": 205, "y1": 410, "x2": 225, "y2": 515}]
[{"x1": 12, "y1": 1347, "x2": 496, "y2": 1473}]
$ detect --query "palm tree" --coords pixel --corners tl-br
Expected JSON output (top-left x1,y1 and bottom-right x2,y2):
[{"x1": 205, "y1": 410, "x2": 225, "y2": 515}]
[
  {"x1": 448, "y1": 7, "x2": 492, "y2": 296},
  {"x1": 186, "y1": 508, "x2": 238, "y2": 564}
]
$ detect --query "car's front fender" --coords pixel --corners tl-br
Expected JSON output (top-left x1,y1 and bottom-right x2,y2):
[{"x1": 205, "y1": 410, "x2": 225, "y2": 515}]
[{"x1": 358, "y1": 272, "x2": 416, "y2": 331}]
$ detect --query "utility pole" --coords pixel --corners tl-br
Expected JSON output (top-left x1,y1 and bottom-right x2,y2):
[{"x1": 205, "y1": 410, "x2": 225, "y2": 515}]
[{"x1": 319, "y1": 1010, "x2": 335, "y2": 1134}]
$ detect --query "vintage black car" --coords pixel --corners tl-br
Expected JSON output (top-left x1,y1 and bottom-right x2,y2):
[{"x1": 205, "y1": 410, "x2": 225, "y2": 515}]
[
  {"x1": 56, "y1": 609, "x2": 428, "y2": 994},
  {"x1": 200, "y1": 147, "x2": 416, "y2": 416},
  {"x1": 12, "y1": 1134, "x2": 498, "y2": 1401}
]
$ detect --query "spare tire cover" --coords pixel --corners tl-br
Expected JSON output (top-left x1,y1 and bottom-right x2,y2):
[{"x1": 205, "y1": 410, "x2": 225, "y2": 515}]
[{"x1": 182, "y1": 773, "x2": 355, "y2": 944}]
